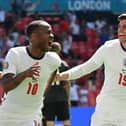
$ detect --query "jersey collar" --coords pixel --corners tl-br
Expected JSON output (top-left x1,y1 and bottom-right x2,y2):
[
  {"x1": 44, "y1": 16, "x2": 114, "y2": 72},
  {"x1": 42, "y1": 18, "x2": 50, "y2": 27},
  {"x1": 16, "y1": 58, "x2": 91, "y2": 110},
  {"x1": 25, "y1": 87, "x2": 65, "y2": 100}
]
[
  {"x1": 120, "y1": 43, "x2": 126, "y2": 52},
  {"x1": 26, "y1": 46, "x2": 45, "y2": 60}
]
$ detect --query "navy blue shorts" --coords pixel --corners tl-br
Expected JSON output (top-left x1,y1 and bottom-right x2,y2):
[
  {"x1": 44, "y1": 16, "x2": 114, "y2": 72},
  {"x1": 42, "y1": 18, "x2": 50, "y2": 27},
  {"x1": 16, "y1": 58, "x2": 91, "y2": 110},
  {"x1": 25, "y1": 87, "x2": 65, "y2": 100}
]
[{"x1": 44, "y1": 101, "x2": 70, "y2": 121}]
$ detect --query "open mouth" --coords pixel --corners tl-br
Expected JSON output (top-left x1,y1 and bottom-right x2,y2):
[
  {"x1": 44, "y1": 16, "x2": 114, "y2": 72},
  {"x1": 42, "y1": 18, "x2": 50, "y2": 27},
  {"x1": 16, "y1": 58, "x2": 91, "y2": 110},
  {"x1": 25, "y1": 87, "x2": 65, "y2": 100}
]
[
  {"x1": 118, "y1": 34, "x2": 126, "y2": 37},
  {"x1": 48, "y1": 41, "x2": 52, "y2": 46},
  {"x1": 48, "y1": 41, "x2": 52, "y2": 49}
]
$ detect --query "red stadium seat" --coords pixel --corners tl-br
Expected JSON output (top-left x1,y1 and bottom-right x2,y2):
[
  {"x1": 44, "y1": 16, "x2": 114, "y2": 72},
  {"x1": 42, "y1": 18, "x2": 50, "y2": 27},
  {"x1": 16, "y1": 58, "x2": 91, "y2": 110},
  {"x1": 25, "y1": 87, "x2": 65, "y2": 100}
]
[
  {"x1": 70, "y1": 41, "x2": 80, "y2": 54},
  {"x1": 22, "y1": 16, "x2": 33, "y2": 25},
  {"x1": 15, "y1": 20, "x2": 25, "y2": 32},
  {"x1": 52, "y1": 24, "x2": 60, "y2": 35}
]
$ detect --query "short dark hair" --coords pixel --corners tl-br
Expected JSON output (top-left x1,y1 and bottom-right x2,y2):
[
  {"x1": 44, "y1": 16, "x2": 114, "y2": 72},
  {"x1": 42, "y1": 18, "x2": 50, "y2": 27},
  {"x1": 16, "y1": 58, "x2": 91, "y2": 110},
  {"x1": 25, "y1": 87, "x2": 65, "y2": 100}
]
[
  {"x1": 25, "y1": 22, "x2": 40, "y2": 38},
  {"x1": 25, "y1": 20, "x2": 50, "y2": 38},
  {"x1": 118, "y1": 13, "x2": 126, "y2": 21}
]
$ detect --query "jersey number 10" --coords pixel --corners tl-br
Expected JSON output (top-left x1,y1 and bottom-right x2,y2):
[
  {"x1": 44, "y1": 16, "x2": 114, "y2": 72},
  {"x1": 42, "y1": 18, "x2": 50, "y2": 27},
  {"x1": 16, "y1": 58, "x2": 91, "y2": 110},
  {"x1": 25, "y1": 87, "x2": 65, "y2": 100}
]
[{"x1": 27, "y1": 82, "x2": 39, "y2": 95}]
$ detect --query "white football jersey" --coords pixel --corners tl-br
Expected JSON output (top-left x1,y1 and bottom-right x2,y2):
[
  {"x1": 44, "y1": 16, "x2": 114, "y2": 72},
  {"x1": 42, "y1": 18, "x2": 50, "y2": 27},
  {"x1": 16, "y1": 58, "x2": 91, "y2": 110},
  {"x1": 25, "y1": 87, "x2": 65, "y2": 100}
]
[
  {"x1": 65, "y1": 39, "x2": 126, "y2": 120},
  {"x1": 0, "y1": 46, "x2": 61, "y2": 119}
]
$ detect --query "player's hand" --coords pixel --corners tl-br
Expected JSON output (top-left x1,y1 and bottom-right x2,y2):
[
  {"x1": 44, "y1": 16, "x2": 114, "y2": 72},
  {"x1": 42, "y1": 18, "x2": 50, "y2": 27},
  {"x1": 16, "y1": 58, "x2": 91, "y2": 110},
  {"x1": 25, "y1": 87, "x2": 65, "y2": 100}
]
[
  {"x1": 55, "y1": 73, "x2": 69, "y2": 81},
  {"x1": 24, "y1": 62, "x2": 40, "y2": 81}
]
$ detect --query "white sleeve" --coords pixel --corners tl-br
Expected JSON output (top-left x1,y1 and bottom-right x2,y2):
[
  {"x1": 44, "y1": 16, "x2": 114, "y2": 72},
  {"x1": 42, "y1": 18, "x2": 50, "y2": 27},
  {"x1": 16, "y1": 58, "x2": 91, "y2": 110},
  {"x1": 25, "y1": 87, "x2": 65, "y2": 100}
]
[
  {"x1": 53, "y1": 53, "x2": 62, "y2": 69},
  {"x1": 47, "y1": 52, "x2": 62, "y2": 70},
  {"x1": 62, "y1": 45, "x2": 105, "y2": 80},
  {"x1": 3, "y1": 48, "x2": 18, "y2": 75}
]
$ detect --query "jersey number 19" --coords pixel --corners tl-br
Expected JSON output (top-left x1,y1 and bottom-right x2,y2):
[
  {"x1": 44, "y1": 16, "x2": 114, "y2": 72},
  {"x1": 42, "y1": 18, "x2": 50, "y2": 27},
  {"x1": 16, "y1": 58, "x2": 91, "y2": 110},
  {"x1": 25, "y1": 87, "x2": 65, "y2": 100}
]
[{"x1": 118, "y1": 73, "x2": 126, "y2": 86}]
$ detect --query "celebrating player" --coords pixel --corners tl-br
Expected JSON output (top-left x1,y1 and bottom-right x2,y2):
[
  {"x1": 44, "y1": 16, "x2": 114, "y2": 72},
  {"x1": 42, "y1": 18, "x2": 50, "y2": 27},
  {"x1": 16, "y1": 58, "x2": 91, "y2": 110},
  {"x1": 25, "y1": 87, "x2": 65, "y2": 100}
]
[
  {"x1": 0, "y1": 20, "x2": 61, "y2": 126},
  {"x1": 56, "y1": 13, "x2": 126, "y2": 126}
]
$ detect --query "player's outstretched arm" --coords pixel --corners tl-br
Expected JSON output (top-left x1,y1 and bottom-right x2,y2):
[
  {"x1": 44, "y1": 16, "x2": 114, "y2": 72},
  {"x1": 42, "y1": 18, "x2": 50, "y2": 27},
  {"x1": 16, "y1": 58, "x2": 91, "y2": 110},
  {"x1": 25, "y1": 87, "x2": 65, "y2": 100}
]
[
  {"x1": 57, "y1": 45, "x2": 105, "y2": 81},
  {"x1": 56, "y1": 57, "x2": 103, "y2": 81}
]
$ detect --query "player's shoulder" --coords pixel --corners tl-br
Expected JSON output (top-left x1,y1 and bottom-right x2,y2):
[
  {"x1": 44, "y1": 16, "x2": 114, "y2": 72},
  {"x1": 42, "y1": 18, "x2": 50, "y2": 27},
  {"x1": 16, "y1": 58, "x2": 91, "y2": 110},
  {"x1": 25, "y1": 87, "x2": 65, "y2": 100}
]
[
  {"x1": 104, "y1": 39, "x2": 119, "y2": 48},
  {"x1": 45, "y1": 51, "x2": 62, "y2": 66},
  {"x1": 46, "y1": 51, "x2": 61, "y2": 60},
  {"x1": 97, "y1": 39, "x2": 119, "y2": 53},
  {"x1": 8, "y1": 46, "x2": 26, "y2": 54}
]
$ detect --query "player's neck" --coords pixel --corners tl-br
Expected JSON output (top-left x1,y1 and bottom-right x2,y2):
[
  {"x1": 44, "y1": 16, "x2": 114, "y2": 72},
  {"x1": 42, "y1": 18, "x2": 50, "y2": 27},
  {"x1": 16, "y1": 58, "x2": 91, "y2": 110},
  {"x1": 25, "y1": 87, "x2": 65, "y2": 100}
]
[{"x1": 27, "y1": 46, "x2": 45, "y2": 59}]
